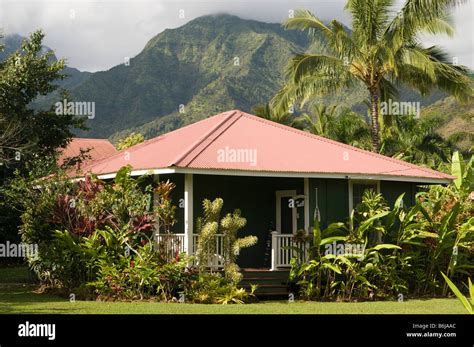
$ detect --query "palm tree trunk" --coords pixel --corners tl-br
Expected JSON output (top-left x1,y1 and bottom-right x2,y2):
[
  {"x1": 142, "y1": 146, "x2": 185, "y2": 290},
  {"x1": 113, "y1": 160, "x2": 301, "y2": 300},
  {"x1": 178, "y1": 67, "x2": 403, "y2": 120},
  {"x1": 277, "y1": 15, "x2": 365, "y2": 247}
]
[{"x1": 369, "y1": 89, "x2": 381, "y2": 152}]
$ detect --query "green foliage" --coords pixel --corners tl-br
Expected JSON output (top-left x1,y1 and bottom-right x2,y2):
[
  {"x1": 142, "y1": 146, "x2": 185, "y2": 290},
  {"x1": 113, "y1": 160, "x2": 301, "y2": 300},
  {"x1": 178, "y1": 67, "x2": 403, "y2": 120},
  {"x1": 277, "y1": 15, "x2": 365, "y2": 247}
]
[
  {"x1": 253, "y1": 103, "x2": 304, "y2": 128},
  {"x1": 441, "y1": 272, "x2": 473, "y2": 314},
  {"x1": 115, "y1": 132, "x2": 145, "y2": 150},
  {"x1": 9, "y1": 165, "x2": 155, "y2": 288},
  {"x1": 0, "y1": 31, "x2": 85, "y2": 247},
  {"x1": 272, "y1": 3, "x2": 472, "y2": 151},
  {"x1": 153, "y1": 180, "x2": 177, "y2": 234},
  {"x1": 187, "y1": 272, "x2": 256, "y2": 304},
  {"x1": 291, "y1": 159, "x2": 473, "y2": 301},
  {"x1": 195, "y1": 198, "x2": 257, "y2": 283},
  {"x1": 381, "y1": 114, "x2": 456, "y2": 169}
]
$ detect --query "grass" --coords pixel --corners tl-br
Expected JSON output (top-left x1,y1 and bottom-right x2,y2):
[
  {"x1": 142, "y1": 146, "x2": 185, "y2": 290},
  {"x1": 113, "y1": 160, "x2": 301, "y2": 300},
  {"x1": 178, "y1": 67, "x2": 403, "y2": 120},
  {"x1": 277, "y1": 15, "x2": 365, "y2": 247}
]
[{"x1": 0, "y1": 266, "x2": 467, "y2": 314}]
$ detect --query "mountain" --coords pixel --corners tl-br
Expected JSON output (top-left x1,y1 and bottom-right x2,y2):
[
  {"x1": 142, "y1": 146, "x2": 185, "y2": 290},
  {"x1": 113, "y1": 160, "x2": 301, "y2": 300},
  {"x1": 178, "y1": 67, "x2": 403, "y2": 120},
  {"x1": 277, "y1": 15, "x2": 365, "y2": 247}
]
[
  {"x1": 68, "y1": 14, "x2": 323, "y2": 139},
  {"x1": 2, "y1": 15, "x2": 471, "y2": 145},
  {"x1": 0, "y1": 34, "x2": 92, "y2": 92},
  {"x1": 69, "y1": 14, "x2": 458, "y2": 141},
  {"x1": 421, "y1": 95, "x2": 474, "y2": 152}
]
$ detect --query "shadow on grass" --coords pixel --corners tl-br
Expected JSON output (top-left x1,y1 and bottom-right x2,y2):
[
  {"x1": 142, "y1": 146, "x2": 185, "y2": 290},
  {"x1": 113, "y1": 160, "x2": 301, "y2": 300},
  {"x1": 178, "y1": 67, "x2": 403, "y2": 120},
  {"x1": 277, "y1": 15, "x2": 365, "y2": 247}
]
[{"x1": 0, "y1": 283, "x2": 85, "y2": 314}]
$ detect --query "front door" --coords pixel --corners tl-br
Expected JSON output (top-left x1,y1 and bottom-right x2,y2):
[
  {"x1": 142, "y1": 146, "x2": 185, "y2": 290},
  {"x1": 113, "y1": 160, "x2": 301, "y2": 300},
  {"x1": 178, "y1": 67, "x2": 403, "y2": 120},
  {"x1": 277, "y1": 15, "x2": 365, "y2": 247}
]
[{"x1": 276, "y1": 190, "x2": 297, "y2": 234}]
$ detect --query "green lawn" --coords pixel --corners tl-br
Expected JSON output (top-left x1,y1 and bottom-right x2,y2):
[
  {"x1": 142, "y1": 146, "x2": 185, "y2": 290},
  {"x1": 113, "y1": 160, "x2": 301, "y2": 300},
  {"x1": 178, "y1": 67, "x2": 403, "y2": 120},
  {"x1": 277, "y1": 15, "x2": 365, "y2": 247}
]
[
  {"x1": 0, "y1": 283, "x2": 466, "y2": 314},
  {"x1": 0, "y1": 267, "x2": 467, "y2": 314}
]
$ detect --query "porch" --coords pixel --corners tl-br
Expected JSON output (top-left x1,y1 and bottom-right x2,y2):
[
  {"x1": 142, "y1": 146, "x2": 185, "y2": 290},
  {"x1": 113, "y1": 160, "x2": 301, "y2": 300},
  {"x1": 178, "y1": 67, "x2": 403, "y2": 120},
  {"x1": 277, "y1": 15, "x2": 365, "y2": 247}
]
[
  {"x1": 152, "y1": 172, "x2": 416, "y2": 270},
  {"x1": 155, "y1": 232, "x2": 309, "y2": 270},
  {"x1": 153, "y1": 173, "x2": 315, "y2": 270}
]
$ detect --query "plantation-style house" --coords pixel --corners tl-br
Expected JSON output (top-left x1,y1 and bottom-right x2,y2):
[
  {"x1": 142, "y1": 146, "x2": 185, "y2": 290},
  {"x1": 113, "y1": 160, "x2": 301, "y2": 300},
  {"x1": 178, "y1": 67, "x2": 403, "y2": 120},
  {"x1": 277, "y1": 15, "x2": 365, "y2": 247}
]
[{"x1": 73, "y1": 110, "x2": 453, "y2": 271}]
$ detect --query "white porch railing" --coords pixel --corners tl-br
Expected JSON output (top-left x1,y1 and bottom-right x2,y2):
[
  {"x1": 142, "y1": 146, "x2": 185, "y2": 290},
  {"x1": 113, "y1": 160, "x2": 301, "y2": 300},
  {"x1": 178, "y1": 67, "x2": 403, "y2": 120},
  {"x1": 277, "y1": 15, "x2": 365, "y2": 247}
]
[
  {"x1": 155, "y1": 233, "x2": 186, "y2": 261},
  {"x1": 156, "y1": 233, "x2": 224, "y2": 268},
  {"x1": 157, "y1": 231, "x2": 308, "y2": 270},
  {"x1": 270, "y1": 232, "x2": 309, "y2": 270}
]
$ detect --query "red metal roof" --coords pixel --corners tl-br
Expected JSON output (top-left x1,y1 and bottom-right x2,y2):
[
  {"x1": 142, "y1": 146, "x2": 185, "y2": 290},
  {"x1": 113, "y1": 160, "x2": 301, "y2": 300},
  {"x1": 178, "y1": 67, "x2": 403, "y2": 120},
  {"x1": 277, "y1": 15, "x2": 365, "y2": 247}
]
[
  {"x1": 59, "y1": 138, "x2": 117, "y2": 168},
  {"x1": 79, "y1": 110, "x2": 453, "y2": 183}
]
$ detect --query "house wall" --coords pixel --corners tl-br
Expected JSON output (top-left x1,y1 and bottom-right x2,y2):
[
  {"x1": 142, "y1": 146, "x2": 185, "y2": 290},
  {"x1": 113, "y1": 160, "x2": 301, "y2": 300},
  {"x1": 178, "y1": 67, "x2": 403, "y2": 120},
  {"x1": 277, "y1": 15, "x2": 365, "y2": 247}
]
[
  {"x1": 308, "y1": 178, "x2": 349, "y2": 229},
  {"x1": 380, "y1": 181, "x2": 418, "y2": 207},
  {"x1": 193, "y1": 174, "x2": 304, "y2": 268},
  {"x1": 307, "y1": 178, "x2": 420, "y2": 229},
  {"x1": 153, "y1": 173, "x2": 422, "y2": 268}
]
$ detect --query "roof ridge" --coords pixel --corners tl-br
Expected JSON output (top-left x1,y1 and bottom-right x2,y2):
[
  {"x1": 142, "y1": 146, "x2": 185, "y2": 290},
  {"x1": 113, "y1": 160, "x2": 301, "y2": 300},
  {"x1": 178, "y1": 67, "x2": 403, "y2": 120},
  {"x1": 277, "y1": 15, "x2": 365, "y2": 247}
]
[
  {"x1": 71, "y1": 138, "x2": 112, "y2": 142},
  {"x1": 239, "y1": 111, "x2": 451, "y2": 179},
  {"x1": 172, "y1": 110, "x2": 240, "y2": 166}
]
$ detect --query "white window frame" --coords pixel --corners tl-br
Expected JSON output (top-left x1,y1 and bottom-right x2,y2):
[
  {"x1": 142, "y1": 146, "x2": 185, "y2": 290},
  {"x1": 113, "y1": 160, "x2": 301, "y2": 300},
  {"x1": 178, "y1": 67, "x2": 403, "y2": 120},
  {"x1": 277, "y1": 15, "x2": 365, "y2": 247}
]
[
  {"x1": 348, "y1": 180, "x2": 380, "y2": 214},
  {"x1": 275, "y1": 190, "x2": 297, "y2": 234}
]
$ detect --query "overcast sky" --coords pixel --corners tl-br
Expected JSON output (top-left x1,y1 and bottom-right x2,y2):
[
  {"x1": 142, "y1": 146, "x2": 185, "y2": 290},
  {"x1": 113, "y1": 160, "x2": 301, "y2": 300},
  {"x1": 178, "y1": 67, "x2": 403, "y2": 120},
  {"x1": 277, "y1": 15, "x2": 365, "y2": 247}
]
[{"x1": 1, "y1": 0, "x2": 473, "y2": 72}]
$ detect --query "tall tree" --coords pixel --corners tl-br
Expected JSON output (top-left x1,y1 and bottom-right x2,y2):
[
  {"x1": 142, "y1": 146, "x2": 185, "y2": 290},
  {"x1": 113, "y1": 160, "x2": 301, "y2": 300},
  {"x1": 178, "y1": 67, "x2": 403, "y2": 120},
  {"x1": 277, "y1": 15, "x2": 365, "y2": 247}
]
[
  {"x1": 0, "y1": 31, "x2": 85, "y2": 246},
  {"x1": 0, "y1": 30, "x2": 85, "y2": 176},
  {"x1": 271, "y1": 0, "x2": 472, "y2": 152}
]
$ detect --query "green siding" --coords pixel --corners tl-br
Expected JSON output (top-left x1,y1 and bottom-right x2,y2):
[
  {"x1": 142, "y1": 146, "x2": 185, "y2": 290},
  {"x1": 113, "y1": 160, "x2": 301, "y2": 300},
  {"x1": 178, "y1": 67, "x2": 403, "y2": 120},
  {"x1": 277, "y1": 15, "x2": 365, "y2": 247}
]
[
  {"x1": 193, "y1": 175, "x2": 304, "y2": 268},
  {"x1": 380, "y1": 181, "x2": 418, "y2": 207},
  {"x1": 308, "y1": 178, "x2": 349, "y2": 228}
]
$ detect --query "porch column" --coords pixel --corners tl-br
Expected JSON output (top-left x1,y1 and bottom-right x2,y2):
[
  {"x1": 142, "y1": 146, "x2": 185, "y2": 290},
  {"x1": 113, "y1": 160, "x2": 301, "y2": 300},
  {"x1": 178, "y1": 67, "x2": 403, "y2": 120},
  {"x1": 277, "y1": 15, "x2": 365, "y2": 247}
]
[
  {"x1": 270, "y1": 231, "x2": 278, "y2": 271},
  {"x1": 153, "y1": 174, "x2": 160, "y2": 244},
  {"x1": 304, "y1": 178, "x2": 310, "y2": 234},
  {"x1": 184, "y1": 173, "x2": 194, "y2": 256}
]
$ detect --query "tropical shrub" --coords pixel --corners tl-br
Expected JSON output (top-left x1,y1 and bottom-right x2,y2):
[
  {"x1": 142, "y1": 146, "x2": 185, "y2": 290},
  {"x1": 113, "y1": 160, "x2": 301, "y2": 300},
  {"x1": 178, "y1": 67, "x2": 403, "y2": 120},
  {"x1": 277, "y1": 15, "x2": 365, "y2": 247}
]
[
  {"x1": 291, "y1": 152, "x2": 473, "y2": 301},
  {"x1": 9, "y1": 165, "x2": 155, "y2": 288},
  {"x1": 195, "y1": 198, "x2": 257, "y2": 283},
  {"x1": 290, "y1": 208, "x2": 407, "y2": 301},
  {"x1": 9, "y1": 166, "x2": 258, "y2": 302},
  {"x1": 187, "y1": 272, "x2": 256, "y2": 304},
  {"x1": 441, "y1": 272, "x2": 473, "y2": 314}
]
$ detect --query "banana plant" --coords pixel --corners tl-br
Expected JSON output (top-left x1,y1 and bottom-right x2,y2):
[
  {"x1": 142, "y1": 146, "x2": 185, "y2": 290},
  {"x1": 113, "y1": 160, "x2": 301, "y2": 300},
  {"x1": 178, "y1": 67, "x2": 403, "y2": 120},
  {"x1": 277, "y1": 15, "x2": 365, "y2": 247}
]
[{"x1": 441, "y1": 272, "x2": 473, "y2": 314}]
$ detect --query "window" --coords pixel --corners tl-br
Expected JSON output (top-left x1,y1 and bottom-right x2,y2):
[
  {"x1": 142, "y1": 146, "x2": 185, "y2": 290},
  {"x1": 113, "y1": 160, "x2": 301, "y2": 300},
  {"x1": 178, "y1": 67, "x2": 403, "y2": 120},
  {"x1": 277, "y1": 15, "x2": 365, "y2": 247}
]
[{"x1": 349, "y1": 180, "x2": 380, "y2": 213}]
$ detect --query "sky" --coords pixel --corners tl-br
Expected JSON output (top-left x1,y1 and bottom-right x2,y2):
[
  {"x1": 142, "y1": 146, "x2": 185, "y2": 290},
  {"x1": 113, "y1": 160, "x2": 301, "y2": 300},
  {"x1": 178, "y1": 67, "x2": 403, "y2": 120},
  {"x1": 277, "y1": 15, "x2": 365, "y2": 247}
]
[{"x1": 1, "y1": 0, "x2": 473, "y2": 72}]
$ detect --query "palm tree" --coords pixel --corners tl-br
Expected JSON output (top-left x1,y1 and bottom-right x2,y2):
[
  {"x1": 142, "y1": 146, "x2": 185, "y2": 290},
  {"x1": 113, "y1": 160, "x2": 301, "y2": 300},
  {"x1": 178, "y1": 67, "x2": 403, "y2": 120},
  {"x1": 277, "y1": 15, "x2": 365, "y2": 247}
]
[
  {"x1": 252, "y1": 103, "x2": 304, "y2": 129},
  {"x1": 330, "y1": 111, "x2": 373, "y2": 150},
  {"x1": 271, "y1": 0, "x2": 472, "y2": 152},
  {"x1": 382, "y1": 115, "x2": 453, "y2": 168},
  {"x1": 301, "y1": 104, "x2": 338, "y2": 137}
]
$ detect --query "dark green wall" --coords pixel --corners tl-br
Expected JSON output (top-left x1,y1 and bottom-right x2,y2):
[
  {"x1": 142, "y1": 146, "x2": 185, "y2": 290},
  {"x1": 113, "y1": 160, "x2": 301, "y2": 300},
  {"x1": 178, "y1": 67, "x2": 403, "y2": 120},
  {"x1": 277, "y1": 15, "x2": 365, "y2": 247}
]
[
  {"x1": 193, "y1": 174, "x2": 304, "y2": 268},
  {"x1": 308, "y1": 178, "x2": 349, "y2": 228},
  {"x1": 380, "y1": 181, "x2": 418, "y2": 207}
]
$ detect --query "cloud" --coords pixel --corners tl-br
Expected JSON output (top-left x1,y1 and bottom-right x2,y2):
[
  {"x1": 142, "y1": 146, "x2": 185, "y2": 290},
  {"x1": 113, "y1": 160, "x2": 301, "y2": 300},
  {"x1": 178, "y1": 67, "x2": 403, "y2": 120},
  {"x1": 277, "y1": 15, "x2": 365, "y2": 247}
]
[{"x1": 1, "y1": 0, "x2": 472, "y2": 71}]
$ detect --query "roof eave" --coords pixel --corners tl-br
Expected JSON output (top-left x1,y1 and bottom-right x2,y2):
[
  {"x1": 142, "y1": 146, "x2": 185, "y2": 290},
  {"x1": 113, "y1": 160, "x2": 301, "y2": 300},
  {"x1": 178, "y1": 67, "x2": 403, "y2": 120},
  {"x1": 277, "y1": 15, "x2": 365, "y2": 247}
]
[{"x1": 79, "y1": 166, "x2": 452, "y2": 185}]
